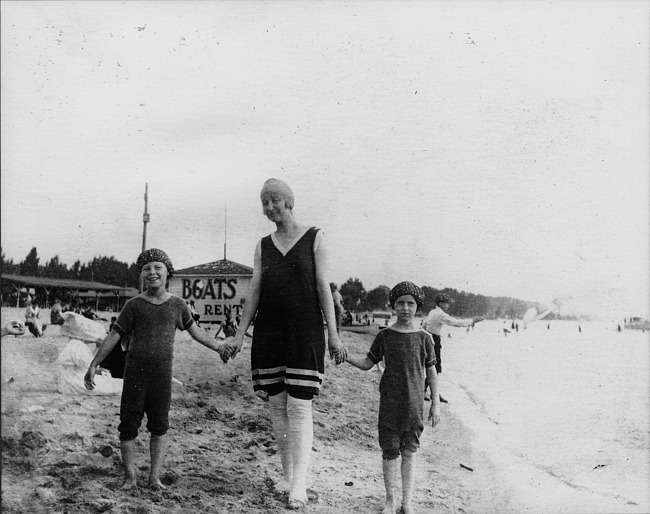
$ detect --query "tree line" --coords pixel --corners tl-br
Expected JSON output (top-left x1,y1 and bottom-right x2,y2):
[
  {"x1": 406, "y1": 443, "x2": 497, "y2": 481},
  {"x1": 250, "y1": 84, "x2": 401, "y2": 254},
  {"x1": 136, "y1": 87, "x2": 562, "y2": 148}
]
[
  {"x1": 1, "y1": 247, "x2": 140, "y2": 288},
  {"x1": 2, "y1": 247, "x2": 545, "y2": 319},
  {"x1": 338, "y1": 277, "x2": 544, "y2": 319}
]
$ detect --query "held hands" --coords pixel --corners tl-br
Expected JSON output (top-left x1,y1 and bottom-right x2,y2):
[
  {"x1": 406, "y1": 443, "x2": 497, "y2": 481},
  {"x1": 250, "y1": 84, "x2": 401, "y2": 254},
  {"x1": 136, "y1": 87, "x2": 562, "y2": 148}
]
[
  {"x1": 220, "y1": 335, "x2": 244, "y2": 363},
  {"x1": 428, "y1": 402, "x2": 441, "y2": 427},
  {"x1": 328, "y1": 334, "x2": 347, "y2": 365}
]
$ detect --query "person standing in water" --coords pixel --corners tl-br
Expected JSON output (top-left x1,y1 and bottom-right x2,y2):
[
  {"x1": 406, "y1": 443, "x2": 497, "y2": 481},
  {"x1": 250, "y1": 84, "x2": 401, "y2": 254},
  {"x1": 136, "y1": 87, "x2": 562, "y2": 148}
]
[{"x1": 422, "y1": 293, "x2": 484, "y2": 403}]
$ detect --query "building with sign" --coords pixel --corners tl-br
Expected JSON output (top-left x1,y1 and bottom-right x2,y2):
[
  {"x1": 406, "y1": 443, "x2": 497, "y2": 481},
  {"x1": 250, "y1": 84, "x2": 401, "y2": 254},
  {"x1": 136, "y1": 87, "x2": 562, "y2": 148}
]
[{"x1": 169, "y1": 259, "x2": 253, "y2": 325}]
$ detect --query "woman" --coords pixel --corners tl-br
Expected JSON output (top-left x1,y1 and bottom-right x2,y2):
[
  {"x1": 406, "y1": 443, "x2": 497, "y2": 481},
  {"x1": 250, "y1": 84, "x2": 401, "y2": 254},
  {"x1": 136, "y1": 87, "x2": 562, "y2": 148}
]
[{"x1": 224, "y1": 178, "x2": 346, "y2": 510}]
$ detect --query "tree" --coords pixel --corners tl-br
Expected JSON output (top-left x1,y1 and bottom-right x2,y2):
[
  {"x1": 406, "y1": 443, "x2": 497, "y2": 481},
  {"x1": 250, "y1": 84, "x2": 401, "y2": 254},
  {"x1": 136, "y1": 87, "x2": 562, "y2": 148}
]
[
  {"x1": 42, "y1": 255, "x2": 68, "y2": 278},
  {"x1": 366, "y1": 285, "x2": 390, "y2": 311},
  {"x1": 20, "y1": 247, "x2": 40, "y2": 276},
  {"x1": 421, "y1": 286, "x2": 440, "y2": 314},
  {"x1": 1, "y1": 247, "x2": 18, "y2": 275},
  {"x1": 340, "y1": 277, "x2": 367, "y2": 311},
  {"x1": 88, "y1": 256, "x2": 133, "y2": 286},
  {"x1": 70, "y1": 260, "x2": 82, "y2": 279}
]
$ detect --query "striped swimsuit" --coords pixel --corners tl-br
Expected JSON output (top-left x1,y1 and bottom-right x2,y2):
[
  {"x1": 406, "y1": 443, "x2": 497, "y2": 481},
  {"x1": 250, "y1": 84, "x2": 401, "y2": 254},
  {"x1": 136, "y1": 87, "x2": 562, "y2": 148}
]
[{"x1": 251, "y1": 227, "x2": 326, "y2": 399}]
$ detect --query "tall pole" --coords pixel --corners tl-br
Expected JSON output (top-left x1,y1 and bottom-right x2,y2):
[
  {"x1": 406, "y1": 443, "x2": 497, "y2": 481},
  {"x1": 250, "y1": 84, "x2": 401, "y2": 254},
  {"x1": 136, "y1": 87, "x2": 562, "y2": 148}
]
[
  {"x1": 223, "y1": 205, "x2": 227, "y2": 260},
  {"x1": 142, "y1": 183, "x2": 149, "y2": 253},
  {"x1": 140, "y1": 183, "x2": 150, "y2": 292}
]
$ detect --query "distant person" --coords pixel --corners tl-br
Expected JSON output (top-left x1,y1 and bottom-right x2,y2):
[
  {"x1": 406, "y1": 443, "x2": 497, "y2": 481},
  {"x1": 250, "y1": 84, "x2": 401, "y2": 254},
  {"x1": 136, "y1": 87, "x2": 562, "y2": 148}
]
[
  {"x1": 214, "y1": 312, "x2": 239, "y2": 340},
  {"x1": 84, "y1": 248, "x2": 229, "y2": 490},
  {"x1": 50, "y1": 298, "x2": 65, "y2": 325},
  {"x1": 330, "y1": 283, "x2": 344, "y2": 333},
  {"x1": 346, "y1": 281, "x2": 440, "y2": 514},
  {"x1": 83, "y1": 307, "x2": 108, "y2": 322},
  {"x1": 578, "y1": 325, "x2": 582, "y2": 333},
  {"x1": 189, "y1": 300, "x2": 200, "y2": 326},
  {"x1": 421, "y1": 293, "x2": 484, "y2": 403},
  {"x1": 617, "y1": 324, "x2": 622, "y2": 332},
  {"x1": 222, "y1": 178, "x2": 346, "y2": 509},
  {"x1": 24, "y1": 299, "x2": 43, "y2": 337}
]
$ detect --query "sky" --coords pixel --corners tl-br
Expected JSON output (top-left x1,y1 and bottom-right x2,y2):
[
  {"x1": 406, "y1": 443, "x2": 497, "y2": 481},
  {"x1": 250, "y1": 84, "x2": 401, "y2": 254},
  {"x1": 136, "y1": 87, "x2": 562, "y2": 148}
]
[{"x1": 1, "y1": 1, "x2": 648, "y2": 319}]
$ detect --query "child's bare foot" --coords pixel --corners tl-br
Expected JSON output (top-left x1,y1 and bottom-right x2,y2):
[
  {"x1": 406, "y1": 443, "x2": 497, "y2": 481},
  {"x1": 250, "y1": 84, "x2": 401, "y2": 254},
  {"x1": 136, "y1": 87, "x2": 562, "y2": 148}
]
[
  {"x1": 149, "y1": 478, "x2": 167, "y2": 490},
  {"x1": 121, "y1": 476, "x2": 138, "y2": 490},
  {"x1": 401, "y1": 502, "x2": 414, "y2": 514},
  {"x1": 382, "y1": 500, "x2": 397, "y2": 514}
]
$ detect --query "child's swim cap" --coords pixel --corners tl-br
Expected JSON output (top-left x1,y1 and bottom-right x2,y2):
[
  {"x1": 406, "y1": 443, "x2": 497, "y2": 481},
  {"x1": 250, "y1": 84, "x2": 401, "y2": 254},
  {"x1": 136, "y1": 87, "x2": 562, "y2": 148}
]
[
  {"x1": 136, "y1": 248, "x2": 175, "y2": 277},
  {"x1": 389, "y1": 281, "x2": 425, "y2": 308}
]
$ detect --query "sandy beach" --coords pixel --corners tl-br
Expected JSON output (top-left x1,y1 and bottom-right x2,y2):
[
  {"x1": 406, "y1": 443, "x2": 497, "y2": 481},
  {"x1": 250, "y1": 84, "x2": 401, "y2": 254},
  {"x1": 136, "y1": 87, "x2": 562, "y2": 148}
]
[{"x1": 1, "y1": 306, "x2": 516, "y2": 514}]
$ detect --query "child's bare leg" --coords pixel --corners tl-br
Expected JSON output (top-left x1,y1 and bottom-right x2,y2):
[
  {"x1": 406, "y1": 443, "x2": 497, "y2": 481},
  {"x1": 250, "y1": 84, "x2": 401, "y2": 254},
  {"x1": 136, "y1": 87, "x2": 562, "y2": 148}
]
[
  {"x1": 269, "y1": 391, "x2": 292, "y2": 491},
  {"x1": 120, "y1": 439, "x2": 138, "y2": 489},
  {"x1": 400, "y1": 450, "x2": 416, "y2": 514},
  {"x1": 149, "y1": 434, "x2": 167, "y2": 489},
  {"x1": 382, "y1": 457, "x2": 398, "y2": 514}
]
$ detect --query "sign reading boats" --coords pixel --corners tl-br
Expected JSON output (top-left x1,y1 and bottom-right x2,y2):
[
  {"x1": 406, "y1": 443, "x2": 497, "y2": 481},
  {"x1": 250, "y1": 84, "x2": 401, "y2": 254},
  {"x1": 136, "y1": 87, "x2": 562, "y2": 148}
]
[
  {"x1": 180, "y1": 278, "x2": 245, "y2": 319},
  {"x1": 181, "y1": 278, "x2": 238, "y2": 300}
]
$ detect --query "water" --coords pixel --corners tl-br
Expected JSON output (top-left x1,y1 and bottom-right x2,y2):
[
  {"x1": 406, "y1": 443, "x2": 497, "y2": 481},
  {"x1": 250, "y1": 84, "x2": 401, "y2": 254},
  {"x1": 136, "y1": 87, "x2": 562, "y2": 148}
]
[{"x1": 442, "y1": 320, "x2": 650, "y2": 513}]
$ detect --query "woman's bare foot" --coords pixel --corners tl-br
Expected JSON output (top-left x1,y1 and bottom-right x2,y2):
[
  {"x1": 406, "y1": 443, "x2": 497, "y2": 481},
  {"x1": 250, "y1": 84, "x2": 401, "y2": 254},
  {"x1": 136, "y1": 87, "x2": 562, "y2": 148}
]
[{"x1": 273, "y1": 478, "x2": 291, "y2": 493}]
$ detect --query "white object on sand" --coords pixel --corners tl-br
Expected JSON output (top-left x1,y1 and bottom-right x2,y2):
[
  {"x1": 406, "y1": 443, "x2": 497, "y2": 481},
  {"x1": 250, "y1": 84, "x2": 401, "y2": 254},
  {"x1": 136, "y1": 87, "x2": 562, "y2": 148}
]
[
  {"x1": 57, "y1": 339, "x2": 122, "y2": 395},
  {"x1": 60, "y1": 312, "x2": 107, "y2": 342}
]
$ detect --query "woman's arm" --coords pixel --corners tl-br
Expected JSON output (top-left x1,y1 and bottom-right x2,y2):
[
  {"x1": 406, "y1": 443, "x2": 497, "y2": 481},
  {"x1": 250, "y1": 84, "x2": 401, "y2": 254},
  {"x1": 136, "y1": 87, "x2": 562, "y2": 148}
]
[
  {"x1": 314, "y1": 233, "x2": 347, "y2": 364},
  {"x1": 224, "y1": 244, "x2": 262, "y2": 359}
]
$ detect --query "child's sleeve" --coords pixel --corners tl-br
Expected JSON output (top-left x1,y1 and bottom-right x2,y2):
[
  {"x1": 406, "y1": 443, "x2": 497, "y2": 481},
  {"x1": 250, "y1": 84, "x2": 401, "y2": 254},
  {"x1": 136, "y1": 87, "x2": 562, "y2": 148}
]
[
  {"x1": 424, "y1": 331, "x2": 436, "y2": 369},
  {"x1": 367, "y1": 332, "x2": 384, "y2": 364},
  {"x1": 179, "y1": 300, "x2": 194, "y2": 331},
  {"x1": 113, "y1": 301, "x2": 134, "y2": 336}
]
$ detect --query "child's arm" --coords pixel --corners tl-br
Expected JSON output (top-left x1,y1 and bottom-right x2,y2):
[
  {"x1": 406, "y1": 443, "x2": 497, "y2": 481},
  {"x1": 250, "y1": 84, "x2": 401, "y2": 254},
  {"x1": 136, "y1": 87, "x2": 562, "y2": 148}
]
[
  {"x1": 85, "y1": 330, "x2": 122, "y2": 390},
  {"x1": 187, "y1": 323, "x2": 228, "y2": 358},
  {"x1": 346, "y1": 354, "x2": 375, "y2": 371},
  {"x1": 426, "y1": 365, "x2": 441, "y2": 427}
]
